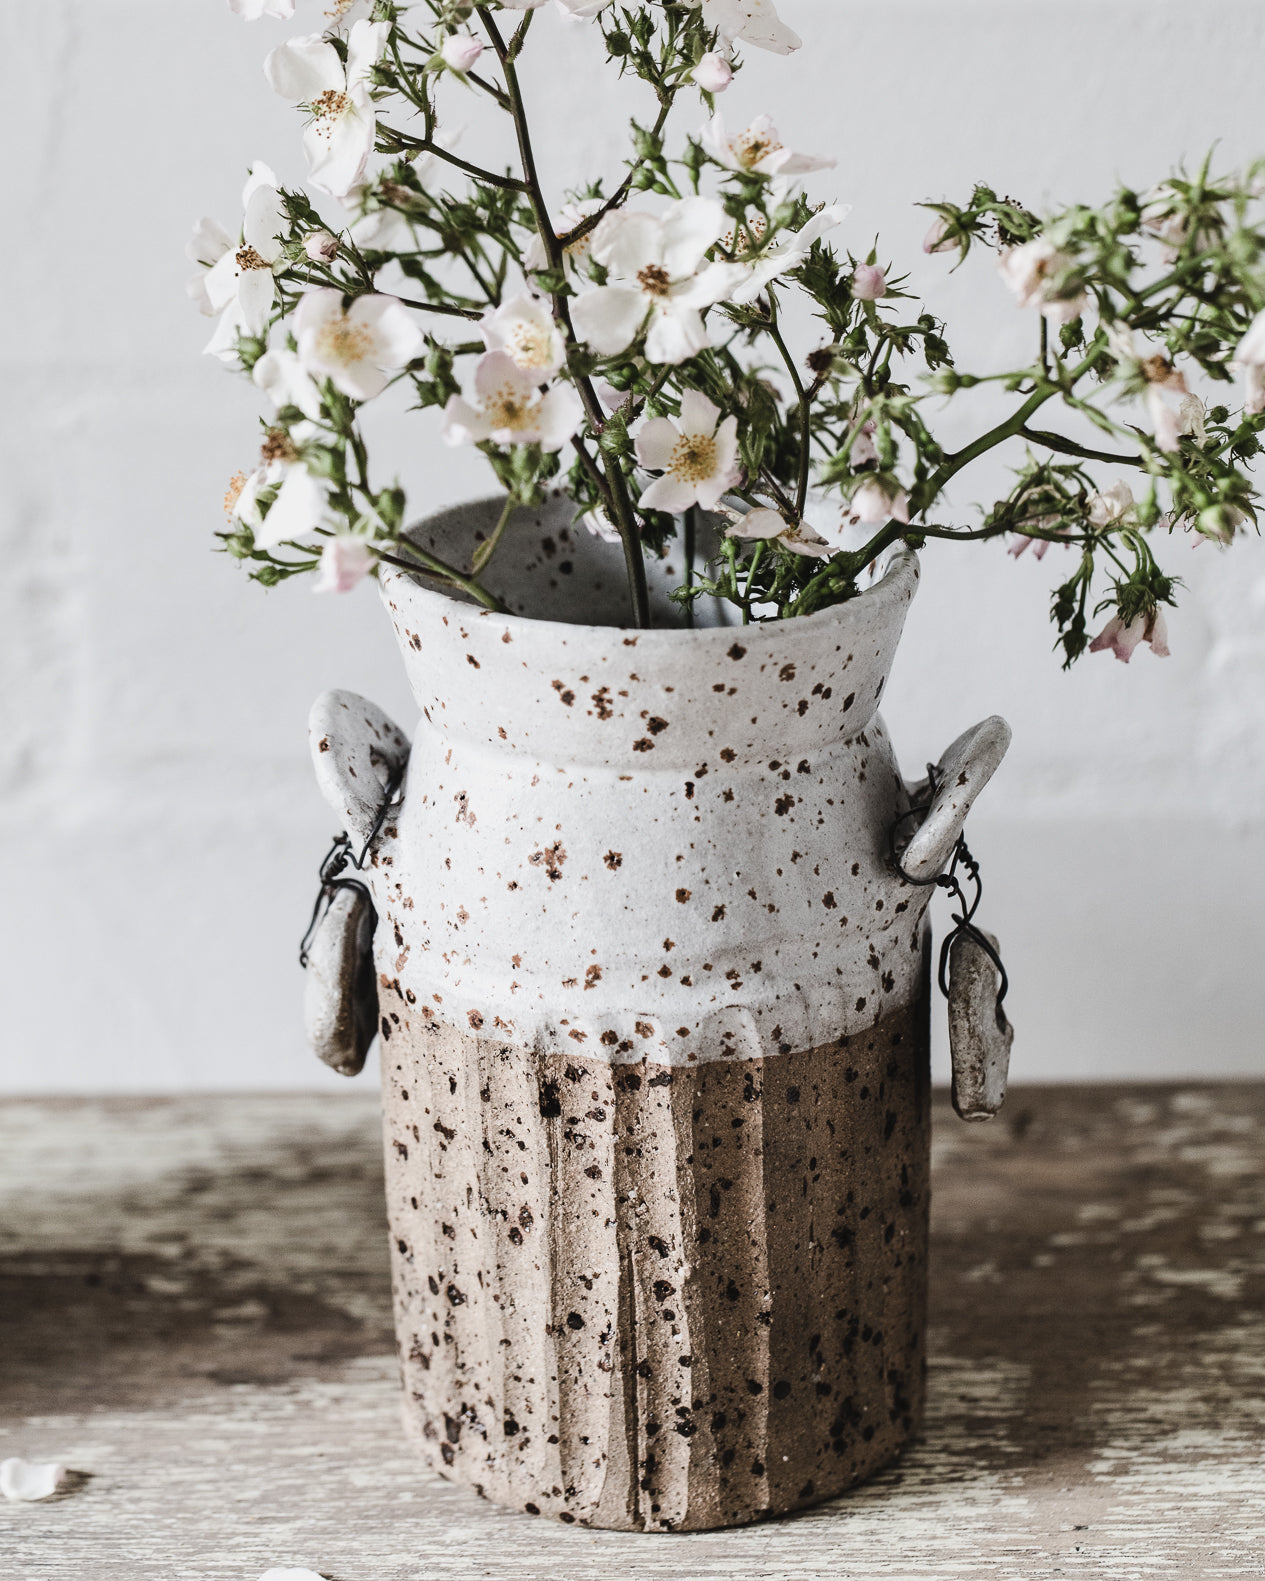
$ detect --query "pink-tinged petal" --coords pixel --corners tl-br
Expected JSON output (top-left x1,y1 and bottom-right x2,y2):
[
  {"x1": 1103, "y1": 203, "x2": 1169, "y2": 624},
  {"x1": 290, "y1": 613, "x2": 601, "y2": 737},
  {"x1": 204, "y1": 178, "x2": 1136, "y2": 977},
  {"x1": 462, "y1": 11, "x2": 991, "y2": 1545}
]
[
  {"x1": 349, "y1": 294, "x2": 425, "y2": 367},
  {"x1": 644, "y1": 304, "x2": 710, "y2": 366},
  {"x1": 332, "y1": 358, "x2": 388, "y2": 401},
  {"x1": 728, "y1": 507, "x2": 786, "y2": 540},
  {"x1": 634, "y1": 416, "x2": 681, "y2": 473},
  {"x1": 923, "y1": 216, "x2": 956, "y2": 254},
  {"x1": 764, "y1": 148, "x2": 836, "y2": 176},
  {"x1": 639, "y1": 474, "x2": 701, "y2": 513},
  {"x1": 314, "y1": 536, "x2": 375, "y2": 594},
  {"x1": 256, "y1": 465, "x2": 327, "y2": 548},
  {"x1": 677, "y1": 388, "x2": 721, "y2": 438},
  {"x1": 345, "y1": 19, "x2": 391, "y2": 88},
  {"x1": 472, "y1": 349, "x2": 535, "y2": 407},
  {"x1": 692, "y1": 52, "x2": 733, "y2": 93},
  {"x1": 441, "y1": 32, "x2": 484, "y2": 72},
  {"x1": 1088, "y1": 613, "x2": 1145, "y2": 663},
  {"x1": 571, "y1": 286, "x2": 647, "y2": 356},
  {"x1": 264, "y1": 34, "x2": 343, "y2": 101},
  {"x1": 236, "y1": 266, "x2": 277, "y2": 336},
  {"x1": 228, "y1": 0, "x2": 296, "y2": 16},
  {"x1": 851, "y1": 263, "x2": 886, "y2": 300},
  {"x1": 305, "y1": 100, "x2": 376, "y2": 197},
  {"x1": 442, "y1": 394, "x2": 493, "y2": 446},
  {"x1": 535, "y1": 384, "x2": 585, "y2": 452},
  {"x1": 1146, "y1": 608, "x2": 1171, "y2": 657},
  {"x1": 592, "y1": 211, "x2": 662, "y2": 279},
  {"x1": 187, "y1": 215, "x2": 232, "y2": 267},
  {"x1": 659, "y1": 196, "x2": 726, "y2": 279},
  {"x1": 782, "y1": 530, "x2": 835, "y2": 558}
]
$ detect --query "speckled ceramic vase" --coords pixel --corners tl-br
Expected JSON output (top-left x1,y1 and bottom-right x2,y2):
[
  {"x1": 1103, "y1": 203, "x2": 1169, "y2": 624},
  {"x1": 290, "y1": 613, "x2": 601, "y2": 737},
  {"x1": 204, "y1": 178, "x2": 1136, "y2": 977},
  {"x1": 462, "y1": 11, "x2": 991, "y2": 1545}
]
[{"x1": 309, "y1": 495, "x2": 1010, "y2": 1532}]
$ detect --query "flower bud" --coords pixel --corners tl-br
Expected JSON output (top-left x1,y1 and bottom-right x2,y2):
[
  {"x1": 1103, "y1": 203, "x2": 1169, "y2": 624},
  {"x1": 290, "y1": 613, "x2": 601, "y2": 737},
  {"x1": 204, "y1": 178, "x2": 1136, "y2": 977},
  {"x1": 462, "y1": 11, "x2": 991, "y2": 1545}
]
[
  {"x1": 693, "y1": 52, "x2": 734, "y2": 93},
  {"x1": 922, "y1": 216, "x2": 958, "y2": 255},
  {"x1": 851, "y1": 263, "x2": 886, "y2": 301},
  {"x1": 441, "y1": 32, "x2": 484, "y2": 73},
  {"x1": 304, "y1": 230, "x2": 339, "y2": 263}
]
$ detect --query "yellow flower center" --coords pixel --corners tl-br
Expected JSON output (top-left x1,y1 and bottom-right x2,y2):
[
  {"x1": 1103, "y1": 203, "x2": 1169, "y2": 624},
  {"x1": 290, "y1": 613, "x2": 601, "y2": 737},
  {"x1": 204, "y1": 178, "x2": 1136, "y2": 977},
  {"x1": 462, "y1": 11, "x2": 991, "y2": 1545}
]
[
  {"x1": 506, "y1": 322, "x2": 554, "y2": 369},
  {"x1": 720, "y1": 215, "x2": 767, "y2": 258},
  {"x1": 315, "y1": 317, "x2": 374, "y2": 366},
  {"x1": 235, "y1": 246, "x2": 269, "y2": 272},
  {"x1": 669, "y1": 433, "x2": 717, "y2": 484},
  {"x1": 637, "y1": 264, "x2": 672, "y2": 297},
  {"x1": 733, "y1": 130, "x2": 781, "y2": 169},
  {"x1": 326, "y1": 0, "x2": 358, "y2": 16},
  {"x1": 224, "y1": 471, "x2": 247, "y2": 517},
  {"x1": 260, "y1": 429, "x2": 298, "y2": 465},
  {"x1": 311, "y1": 88, "x2": 350, "y2": 123},
  {"x1": 486, "y1": 381, "x2": 541, "y2": 431}
]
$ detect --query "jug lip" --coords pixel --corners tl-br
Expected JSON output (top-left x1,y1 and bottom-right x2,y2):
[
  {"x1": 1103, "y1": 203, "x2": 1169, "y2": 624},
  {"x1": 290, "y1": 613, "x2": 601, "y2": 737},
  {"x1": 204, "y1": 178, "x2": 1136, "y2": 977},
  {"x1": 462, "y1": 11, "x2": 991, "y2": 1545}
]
[{"x1": 379, "y1": 495, "x2": 920, "y2": 648}]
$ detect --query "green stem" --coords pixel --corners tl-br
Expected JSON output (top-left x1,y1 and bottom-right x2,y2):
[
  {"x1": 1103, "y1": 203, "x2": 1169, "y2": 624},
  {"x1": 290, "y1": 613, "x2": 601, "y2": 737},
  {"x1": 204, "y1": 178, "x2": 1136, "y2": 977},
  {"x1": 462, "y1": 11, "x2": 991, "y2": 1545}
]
[
  {"x1": 380, "y1": 543, "x2": 509, "y2": 613},
  {"x1": 479, "y1": 4, "x2": 651, "y2": 628},
  {"x1": 767, "y1": 309, "x2": 811, "y2": 520},
  {"x1": 471, "y1": 492, "x2": 516, "y2": 574},
  {"x1": 683, "y1": 504, "x2": 697, "y2": 628}
]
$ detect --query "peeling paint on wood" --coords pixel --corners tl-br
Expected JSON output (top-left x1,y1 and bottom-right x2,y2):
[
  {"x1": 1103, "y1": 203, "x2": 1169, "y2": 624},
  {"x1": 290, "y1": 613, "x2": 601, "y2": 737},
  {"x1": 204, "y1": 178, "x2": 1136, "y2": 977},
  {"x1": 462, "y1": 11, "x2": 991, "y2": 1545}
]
[{"x1": 2, "y1": 1085, "x2": 1263, "y2": 1577}]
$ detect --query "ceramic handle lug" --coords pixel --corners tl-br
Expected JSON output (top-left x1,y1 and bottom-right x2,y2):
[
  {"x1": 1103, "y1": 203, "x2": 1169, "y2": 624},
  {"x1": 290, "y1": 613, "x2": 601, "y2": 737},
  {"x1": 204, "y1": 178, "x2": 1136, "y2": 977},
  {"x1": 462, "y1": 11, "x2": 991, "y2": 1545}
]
[
  {"x1": 900, "y1": 715, "x2": 1011, "y2": 883},
  {"x1": 309, "y1": 689, "x2": 411, "y2": 846}
]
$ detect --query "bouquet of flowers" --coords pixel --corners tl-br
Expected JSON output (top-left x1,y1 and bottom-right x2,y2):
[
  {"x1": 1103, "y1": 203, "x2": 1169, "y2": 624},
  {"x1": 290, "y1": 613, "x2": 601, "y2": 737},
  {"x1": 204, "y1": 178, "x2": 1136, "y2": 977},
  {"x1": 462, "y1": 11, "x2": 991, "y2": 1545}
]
[{"x1": 193, "y1": 0, "x2": 1265, "y2": 664}]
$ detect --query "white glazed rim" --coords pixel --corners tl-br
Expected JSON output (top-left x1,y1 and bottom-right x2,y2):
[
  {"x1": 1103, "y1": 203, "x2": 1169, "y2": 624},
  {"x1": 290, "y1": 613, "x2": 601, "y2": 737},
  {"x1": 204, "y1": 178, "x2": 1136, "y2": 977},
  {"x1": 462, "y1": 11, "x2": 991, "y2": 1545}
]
[{"x1": 379, "y1": 497, "x2": 920, "y2": 647}]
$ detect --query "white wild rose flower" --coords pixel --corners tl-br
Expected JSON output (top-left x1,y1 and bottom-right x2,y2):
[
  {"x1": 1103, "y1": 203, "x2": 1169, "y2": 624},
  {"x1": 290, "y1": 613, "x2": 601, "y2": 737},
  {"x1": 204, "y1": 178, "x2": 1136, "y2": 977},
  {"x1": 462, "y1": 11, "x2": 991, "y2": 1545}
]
[
  {"x1": 703, "y1": 114, "x2": 833, "y2": 179},
  {"x1": 523, "y1": 199, "x2": 604, "y2": 277},
  {"x1": 634, "y1": 389, "x2": 741, "y2": 512},
  {"x1": 572, "y1": 197, "x2": 748, "y2": 366},
  {"x1": 442, "y1": 351, "x2": 584, "y2": 449},
  {"x1": 265, "y1": 20, "x2": 389, "y2": 197},
  {"x1": 232, "y1": 425, "x2": 331, "y2": 549},
  {"x1": 293, "y1": 289, "x2": 425, "y2": 400},
  {"x1": 724, "y1": 505, "x2": 835, "y2": 557},
  {"x1": 480, "y1": 295, "x2": 567, "y2": 379},
  {"x1": 196, "y1": 164, "x2": 289, "y2": 360},
  {"x1": 998, "y1": 236, "x2": 1086, "y2": 325},
  {"x1": 688, "y1": 0, "x2": 801, "y2": 54},
  {"x1": 728, "y1": 205, "x2": 848, "y2": 305}
]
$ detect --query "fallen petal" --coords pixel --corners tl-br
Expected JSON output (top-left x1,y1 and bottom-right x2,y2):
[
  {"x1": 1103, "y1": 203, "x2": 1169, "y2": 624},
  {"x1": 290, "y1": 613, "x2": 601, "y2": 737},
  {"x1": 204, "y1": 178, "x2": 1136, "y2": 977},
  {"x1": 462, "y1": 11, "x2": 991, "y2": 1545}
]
[{"x1": 1, "y1": 1458, "x2": 68, "y2": 1501}]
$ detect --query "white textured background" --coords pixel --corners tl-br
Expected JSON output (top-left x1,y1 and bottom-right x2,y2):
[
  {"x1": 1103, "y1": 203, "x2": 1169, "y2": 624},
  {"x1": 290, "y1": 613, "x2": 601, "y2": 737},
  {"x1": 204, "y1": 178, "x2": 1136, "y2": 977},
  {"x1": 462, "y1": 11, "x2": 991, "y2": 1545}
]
[{"x1": 3, "y1": 0, "x2": 1263, "y2": 1093}]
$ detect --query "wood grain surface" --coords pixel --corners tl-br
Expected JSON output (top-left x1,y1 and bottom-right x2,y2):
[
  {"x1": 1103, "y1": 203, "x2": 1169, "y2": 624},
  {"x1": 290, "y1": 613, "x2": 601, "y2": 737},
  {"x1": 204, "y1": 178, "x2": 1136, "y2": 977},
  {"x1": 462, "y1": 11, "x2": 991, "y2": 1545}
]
[{"x1": 1, "y1": 1085, "x2": 1262, "y2": 1579}]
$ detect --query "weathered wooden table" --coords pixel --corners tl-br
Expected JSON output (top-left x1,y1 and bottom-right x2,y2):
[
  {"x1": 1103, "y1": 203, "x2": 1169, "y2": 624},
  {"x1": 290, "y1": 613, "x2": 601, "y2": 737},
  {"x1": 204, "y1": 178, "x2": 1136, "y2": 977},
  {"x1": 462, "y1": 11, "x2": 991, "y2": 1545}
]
[{"x1": 1, "y1": 1086, "x2": 1262, "y2": 1580}]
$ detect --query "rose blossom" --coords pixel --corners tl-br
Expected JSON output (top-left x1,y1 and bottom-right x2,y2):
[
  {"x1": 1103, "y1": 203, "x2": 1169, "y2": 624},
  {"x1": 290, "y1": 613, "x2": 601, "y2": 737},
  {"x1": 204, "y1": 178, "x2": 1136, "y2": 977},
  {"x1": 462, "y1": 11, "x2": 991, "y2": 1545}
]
[
  {"x1": 724, "y1": 506, "x2": 835, "y2": 558},
  {"x1": 998, "y1": 236, "x2": 1086, "y2": 325},
  {"x1": 634, "y1": 390, "x2": 741, "y2": 512},
  {"x1": 1088, "y1": 607, "x2": 1170, "y2": 663},
  {"x1": 442, "y1": 352, "x2": 583, "y2": 450},
  {"x1": 850, "y1": 476, "x2": 910, "y2": 526},
  {"x1": 294, "y1": 289, "x2": 425, "y2": 401},
  {"x1": 265, "y1": 20, "x2": 389, "y2": 198},
  {"x1": 703, "y1": 114, "x2": 833, "y2": 179}
]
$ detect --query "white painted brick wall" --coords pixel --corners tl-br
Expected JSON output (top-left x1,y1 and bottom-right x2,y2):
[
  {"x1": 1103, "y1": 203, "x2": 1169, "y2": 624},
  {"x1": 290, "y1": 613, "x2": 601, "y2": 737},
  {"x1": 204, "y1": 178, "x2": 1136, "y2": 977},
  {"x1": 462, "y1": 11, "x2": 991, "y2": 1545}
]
[{"x1": 3, "y1": 0, "x2": 1263, "y2": 1092}]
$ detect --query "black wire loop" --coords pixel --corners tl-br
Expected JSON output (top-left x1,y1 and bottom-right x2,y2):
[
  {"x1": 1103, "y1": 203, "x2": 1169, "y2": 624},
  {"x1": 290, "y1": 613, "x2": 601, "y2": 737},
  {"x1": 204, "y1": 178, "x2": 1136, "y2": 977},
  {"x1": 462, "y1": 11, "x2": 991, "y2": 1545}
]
[
  {"x1": 889, "y1": 764, "x2": 1009, "y2": 1009},
  {"x1": 298, "y1": 762, "x2": 406, "y2": 968}
]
